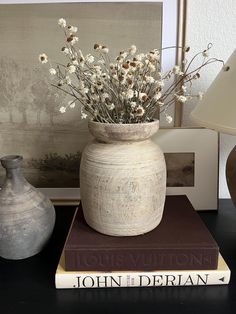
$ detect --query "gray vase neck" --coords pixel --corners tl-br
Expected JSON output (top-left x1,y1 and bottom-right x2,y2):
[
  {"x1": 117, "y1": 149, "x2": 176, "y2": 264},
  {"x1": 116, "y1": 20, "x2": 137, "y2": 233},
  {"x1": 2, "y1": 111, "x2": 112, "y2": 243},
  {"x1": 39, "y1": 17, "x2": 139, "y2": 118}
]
[{"x1": 0, "y1": 155, "x2": 29, "y2": 192}]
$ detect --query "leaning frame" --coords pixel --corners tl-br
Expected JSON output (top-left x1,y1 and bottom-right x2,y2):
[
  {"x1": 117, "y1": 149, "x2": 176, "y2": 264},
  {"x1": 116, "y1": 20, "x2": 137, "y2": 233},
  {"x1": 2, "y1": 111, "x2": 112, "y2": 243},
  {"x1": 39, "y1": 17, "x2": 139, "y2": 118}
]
[{"x1": 0, "y1": 0, "x2": 187, "y2": 204}]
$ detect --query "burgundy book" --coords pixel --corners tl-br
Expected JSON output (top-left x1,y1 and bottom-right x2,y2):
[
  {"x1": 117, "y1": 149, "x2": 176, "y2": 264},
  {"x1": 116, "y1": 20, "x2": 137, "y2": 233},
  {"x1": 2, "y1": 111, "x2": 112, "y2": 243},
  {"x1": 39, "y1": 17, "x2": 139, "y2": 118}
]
[{"x1": 64, "y1": 195, "x2": 219, "y2": 271}]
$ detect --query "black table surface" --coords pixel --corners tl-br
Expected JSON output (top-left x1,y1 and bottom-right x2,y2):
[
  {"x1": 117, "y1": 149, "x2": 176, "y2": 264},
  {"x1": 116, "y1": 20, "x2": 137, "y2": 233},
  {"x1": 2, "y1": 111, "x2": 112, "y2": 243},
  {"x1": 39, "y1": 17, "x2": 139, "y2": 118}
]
[{"x1": 1, "y1": 199, "x2": 236, "y2": 314}]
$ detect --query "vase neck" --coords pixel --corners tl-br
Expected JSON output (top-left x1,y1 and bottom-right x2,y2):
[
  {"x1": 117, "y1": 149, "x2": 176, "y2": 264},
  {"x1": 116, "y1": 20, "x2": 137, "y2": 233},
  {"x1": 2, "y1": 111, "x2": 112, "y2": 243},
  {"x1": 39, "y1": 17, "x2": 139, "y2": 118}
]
[
  {"x1": 1, "y1": 155, "x2": 28, "y2": 193},
  {"x1": 5, "y1": 167, "x2": 25, "y2": 180}
]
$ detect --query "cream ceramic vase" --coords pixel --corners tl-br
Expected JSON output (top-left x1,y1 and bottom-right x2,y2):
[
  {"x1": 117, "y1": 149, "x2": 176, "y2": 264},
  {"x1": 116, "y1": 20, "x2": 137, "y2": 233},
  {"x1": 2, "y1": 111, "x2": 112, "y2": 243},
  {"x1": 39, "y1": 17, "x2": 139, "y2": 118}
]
[{"x1": 80, "y1": 120, "x2": 166, "y2": 236}]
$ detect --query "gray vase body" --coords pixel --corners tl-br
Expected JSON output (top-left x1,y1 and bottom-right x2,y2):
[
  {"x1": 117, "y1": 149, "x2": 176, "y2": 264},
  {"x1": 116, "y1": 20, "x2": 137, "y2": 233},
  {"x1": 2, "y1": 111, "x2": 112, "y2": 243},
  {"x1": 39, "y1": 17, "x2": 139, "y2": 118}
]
[{"x1": 0, "y1": 155, "x2": 56, "y2": 260}]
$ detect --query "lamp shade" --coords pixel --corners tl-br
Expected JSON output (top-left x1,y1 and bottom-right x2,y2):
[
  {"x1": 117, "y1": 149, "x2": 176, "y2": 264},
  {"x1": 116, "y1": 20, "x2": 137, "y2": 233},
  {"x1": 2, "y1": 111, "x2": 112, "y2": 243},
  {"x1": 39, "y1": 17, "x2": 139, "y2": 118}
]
[{"x1": 190, "y1": 49, "x2": 236, "y2": 135}]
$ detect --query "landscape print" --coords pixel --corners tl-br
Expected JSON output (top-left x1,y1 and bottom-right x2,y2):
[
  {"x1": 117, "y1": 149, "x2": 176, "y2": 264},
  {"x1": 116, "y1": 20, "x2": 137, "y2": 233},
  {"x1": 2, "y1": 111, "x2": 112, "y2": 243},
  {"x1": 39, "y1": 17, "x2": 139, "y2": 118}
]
[
  {"x1": 0, "y1": 2, "x2": 162, "y2": 188},
  {"x1": 165, "y1": 153, "x2": 195, "y2": 187},
  {"x1": 0, "y1": 55, "x2": 90, "y2": 187}
]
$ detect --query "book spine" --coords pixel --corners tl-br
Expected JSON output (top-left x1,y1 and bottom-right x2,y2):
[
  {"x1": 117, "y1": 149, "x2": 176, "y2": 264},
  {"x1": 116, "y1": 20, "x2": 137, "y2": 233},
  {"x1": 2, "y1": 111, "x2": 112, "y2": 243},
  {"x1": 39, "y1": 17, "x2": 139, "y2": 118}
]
[
  {"x1": 55, "y1": 268, "x2": 230, "y2": 289},
  {"x1": 65, "y1": 249, "x2": 219, "y2": 271}
]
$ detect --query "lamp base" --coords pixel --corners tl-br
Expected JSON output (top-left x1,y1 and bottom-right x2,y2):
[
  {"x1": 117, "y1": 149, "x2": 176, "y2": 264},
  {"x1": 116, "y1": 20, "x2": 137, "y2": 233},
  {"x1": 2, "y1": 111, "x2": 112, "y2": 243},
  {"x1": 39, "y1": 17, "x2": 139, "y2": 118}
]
[{"x1": 226, "y1": 145, "x2": 236, "y2": 207}]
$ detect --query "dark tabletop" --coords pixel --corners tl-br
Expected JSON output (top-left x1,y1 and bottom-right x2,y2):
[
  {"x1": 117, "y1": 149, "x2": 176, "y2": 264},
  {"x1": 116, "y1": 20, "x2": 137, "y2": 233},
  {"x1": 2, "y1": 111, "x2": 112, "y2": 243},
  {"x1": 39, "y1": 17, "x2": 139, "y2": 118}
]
[{"x1": 1, "y1": 199, "x2": 236, "y2": 314}]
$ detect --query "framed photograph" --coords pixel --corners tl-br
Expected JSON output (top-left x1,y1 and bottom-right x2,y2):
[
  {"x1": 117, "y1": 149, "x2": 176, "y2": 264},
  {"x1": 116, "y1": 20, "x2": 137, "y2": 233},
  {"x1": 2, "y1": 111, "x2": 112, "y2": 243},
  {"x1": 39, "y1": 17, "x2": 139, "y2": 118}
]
[
  {"x1": 40, "y1": 128, "x2": 219, "y2": 209},
  {"x1": 153, "y1": 128, "x2": 219, "y2": 210},
  {"x1": 0, "y1": 0, "x2": 186, "y2": 203}
]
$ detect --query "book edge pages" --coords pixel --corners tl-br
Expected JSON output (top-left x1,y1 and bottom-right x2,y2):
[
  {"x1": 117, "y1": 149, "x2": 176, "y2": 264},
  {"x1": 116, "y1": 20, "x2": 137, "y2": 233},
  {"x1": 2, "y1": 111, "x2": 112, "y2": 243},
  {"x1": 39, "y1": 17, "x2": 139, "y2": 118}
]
[{"x1": 55, "y1": 253, "x2": 231, "y2": 289}]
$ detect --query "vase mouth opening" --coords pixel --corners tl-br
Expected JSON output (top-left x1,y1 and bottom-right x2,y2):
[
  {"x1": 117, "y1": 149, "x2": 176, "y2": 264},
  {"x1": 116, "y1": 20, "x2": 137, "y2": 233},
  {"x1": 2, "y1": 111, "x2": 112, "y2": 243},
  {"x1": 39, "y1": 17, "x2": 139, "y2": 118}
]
[
  {"x1": 89, "y1": 119, "x2": 159, "y2": 126},
  {"x1": 1, "y1": 155, "x2": 23, "y2": 169}
]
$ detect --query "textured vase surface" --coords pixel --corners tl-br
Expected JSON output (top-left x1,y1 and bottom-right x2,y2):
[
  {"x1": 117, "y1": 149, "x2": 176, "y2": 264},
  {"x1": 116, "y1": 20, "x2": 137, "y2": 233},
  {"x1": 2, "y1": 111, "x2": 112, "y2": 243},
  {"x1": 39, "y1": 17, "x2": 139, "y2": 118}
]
[
  {"x1": 0, "y1": 155, "x2": 56, "y2": 259},
  {"x1": 80, "y1": 120, "x2": 166, "y2": 236}
]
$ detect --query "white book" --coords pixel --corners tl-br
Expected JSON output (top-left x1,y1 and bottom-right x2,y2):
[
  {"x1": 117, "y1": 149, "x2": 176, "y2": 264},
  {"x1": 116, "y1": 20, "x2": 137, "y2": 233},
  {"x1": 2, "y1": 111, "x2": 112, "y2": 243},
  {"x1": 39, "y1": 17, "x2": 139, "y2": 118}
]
[{"x1": 55, "y1": 253, "x2": 230, "y2": 289}]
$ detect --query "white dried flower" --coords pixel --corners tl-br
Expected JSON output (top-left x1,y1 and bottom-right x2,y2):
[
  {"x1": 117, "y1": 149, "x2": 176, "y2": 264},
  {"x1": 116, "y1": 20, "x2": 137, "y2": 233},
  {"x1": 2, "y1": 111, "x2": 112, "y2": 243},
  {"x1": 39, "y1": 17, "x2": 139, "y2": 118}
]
[
  {"x1": 148, "y1": 63, "x2": 156, "y2": 72},
  {"x1": 85, "y1": 54, "x2": 95, "y2": 64},
  {"x1": 101, "y1": 93, "x2": 109, "y2": 102},
  {"x1": 81, "y1": 111, "x2": 88, "y2": 119},
  {"x1": 65, "y1": 76, "x2": 71, "y2": 85},
  {"x1": 173, "y1": 65, "x2": 181, "y2": 75},
  {"x1": 72, "y1": 59, "x2": 79, "y2": 66},
  {"x1": 139, "y1": 93, "x2": 148, "y2": 102},
  {"x1": 137, "y1": 61, "x2": 144, "y2": 69},
  {"x1": 61, "y1": 47, "x2": 70, "y2": 55},
  {"x1": 70, "y1": 36, "x2": 79, "y2": 45},
  {"x1": 102, "y1": 46, "x2": 109, "y2": 54},
  {"x1": 130, "y1": 101, "x2": 137, "y2": 109},
  {"x1": 49, "y1": 68, "x2": 56, "y2": 75},
  {"x1": 148, "y1": 50, "x2": 160, "y2": 61},
  {"x1": 58, "y1": 18, "x2": 66, "y2": 28},
  {"x1": 129, "y1": 45, "x2": 137, "y2": 55},
  {"x1": 59, "y1": 106, "x2": 66, "y2": 113},
  {"x1": 38, "y1": 53, "x2": 48, "y2": 64},
  {"x1": 126, "y1": 89, "x2": 134, "y2": 99},
  {"x1": 68, "y1": 65, "x2": 76, "y2": 73},
  {"x1": 96, "y1": 82, "x2": 104, "y2": 90},
  {"x1": 136, "y1": 53, "x2": 145, "y2": 61},
  {"x1": 176, "y1": 95, "x2": 187, "y2": 103},
  {"x1": 156, "y1": 80, "x2": 164, "y2": 88},
  {"x1": 120, "y1": 51, "x2": 128, "y2": 59},
  {"x1": 94, "y1": 65, "x2": 102, "y2": 75},
  {"x1": 135, "y1": 105, "x2": 145, "y2": 117},
  {"x1": 153, "y1": 92, "x2": 162, "y2": 101},
  {"x1": 106, "y1": 103, "x2": 115, "y2": 111},
  {"x1": 39, "y1": 25, "x2": 220, "y2": 125},
  {"x1": 94, "y1": 44, "x2": 102, "y2": 51},
  {"x1": 145, "y1": 76, "x2": 155, "y2": 84},
  {"x1": 68, "y1": 25, "x2": 78, "y2": 33},
  {"x1": 112, "y1": 74, "x2": 118, "y2": 81},
  {"x1": 165, "y1": 115, "x2": 173, "y2": 124}
]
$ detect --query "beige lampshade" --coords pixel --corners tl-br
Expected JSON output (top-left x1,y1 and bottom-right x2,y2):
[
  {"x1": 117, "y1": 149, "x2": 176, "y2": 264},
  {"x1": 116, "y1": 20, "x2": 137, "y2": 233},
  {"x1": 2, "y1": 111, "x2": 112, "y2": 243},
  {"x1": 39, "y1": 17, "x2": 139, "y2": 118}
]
[{"x1": 190, "y1": 49, "x2": 236, "y2": 135}]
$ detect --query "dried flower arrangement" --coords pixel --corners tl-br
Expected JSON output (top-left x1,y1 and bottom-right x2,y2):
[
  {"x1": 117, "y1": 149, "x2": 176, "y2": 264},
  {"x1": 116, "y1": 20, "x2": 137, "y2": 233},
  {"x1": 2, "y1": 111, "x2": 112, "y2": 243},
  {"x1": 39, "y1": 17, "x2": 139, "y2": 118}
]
[{"x1": 39, "y1": 18, "x2": 224, "y2": 124}]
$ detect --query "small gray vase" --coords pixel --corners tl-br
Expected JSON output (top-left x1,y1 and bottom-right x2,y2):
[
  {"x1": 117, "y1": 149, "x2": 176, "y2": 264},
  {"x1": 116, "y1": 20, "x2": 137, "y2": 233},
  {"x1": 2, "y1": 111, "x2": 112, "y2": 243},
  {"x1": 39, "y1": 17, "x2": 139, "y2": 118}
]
[{"x1": 0, "y1": 155, "x2": 56, "y2": 260}]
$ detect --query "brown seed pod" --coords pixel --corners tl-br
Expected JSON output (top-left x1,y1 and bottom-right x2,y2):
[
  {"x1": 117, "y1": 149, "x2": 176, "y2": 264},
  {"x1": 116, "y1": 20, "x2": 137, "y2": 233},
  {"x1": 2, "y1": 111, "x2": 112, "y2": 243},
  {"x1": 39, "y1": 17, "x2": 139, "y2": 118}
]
[
  {"x1": 122, "y1": 63, "x2": 129, "y2": 69},
  {"x1": 94, "y1": 44, "x2": 100, "y2": 50}
]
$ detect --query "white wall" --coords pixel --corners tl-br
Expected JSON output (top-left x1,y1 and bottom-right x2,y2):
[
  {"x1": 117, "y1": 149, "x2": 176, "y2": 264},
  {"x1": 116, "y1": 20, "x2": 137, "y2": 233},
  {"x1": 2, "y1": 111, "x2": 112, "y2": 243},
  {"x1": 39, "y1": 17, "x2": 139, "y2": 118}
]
[{"x1": 184, "y1": 0, "x2": 236, "y2": 198}]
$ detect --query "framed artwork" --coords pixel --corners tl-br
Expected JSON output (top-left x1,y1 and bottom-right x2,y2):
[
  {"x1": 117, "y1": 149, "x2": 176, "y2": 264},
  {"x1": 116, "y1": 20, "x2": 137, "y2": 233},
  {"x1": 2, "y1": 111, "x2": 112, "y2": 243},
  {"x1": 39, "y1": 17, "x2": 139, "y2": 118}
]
[
  {"x1": 0, "y1": 0, "x2": 186, "y2": 203},
  {"x1": 40, "y1": 128, "x2": 219, "y2": 209},
  {"x1": 153, "y1": 128, "x2": 219, "y2": 210}
]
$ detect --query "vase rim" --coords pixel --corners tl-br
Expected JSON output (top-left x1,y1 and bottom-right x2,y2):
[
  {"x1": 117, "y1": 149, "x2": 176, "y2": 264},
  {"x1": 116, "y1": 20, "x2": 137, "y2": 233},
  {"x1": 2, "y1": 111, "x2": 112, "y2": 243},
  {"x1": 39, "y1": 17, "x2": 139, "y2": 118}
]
[
  {"x1": 1, "y1": 155, "x2": 23, "y2": 162},
  {"x1": 1, "y1": 155, "x2": 23, "y2": 169},
  {"x1": 88, "y1": 119, "x2": 159, "y2": 142}
]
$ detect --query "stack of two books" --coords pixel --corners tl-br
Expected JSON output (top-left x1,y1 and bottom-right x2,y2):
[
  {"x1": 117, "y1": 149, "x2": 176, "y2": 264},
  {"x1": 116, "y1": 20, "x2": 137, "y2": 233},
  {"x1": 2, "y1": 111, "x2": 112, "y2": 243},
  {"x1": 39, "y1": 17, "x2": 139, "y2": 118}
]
[{"x1": 55, "y1": 195, "x2": 230, "y2": 289}]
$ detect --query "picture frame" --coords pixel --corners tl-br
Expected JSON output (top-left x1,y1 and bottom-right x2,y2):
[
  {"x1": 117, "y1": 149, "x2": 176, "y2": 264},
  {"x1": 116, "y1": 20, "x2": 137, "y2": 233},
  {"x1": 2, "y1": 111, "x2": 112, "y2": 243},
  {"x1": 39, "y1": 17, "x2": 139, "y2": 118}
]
[
  {"x1": 0, "y1": 0, "x2": 187, "y2": 204},
  {"x1": 41, "y1": 127, "x2": 219, "y2": 210},
  {"x1": 153, "y1": 128, "x2": 219, "y2": 210}
]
